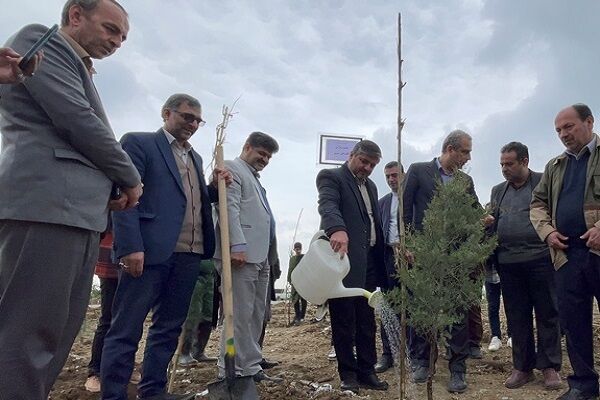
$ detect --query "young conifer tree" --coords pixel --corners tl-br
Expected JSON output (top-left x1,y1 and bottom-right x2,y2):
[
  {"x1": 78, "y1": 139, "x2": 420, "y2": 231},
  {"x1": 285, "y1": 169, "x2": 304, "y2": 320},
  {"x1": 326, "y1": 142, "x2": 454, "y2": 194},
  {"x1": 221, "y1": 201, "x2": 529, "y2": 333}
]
[{"x1": 389, "y1": 173, "x2": 496, "y2": 400}]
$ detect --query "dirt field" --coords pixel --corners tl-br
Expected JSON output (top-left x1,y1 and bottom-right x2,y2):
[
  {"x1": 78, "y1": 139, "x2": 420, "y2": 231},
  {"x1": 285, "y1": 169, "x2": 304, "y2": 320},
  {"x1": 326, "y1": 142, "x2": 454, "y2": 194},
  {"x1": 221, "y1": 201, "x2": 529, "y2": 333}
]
[{"x1": 49, "y1": 301, "x2": 598, "y2": 400}]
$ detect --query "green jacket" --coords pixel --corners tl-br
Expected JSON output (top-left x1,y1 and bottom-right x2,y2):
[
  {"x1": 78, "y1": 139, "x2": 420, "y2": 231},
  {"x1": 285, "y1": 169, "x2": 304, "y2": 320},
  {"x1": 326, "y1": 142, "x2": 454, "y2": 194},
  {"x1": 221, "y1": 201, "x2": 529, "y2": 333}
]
[{"x1": 530, "y1": 133, "x2": 600, "y2": 269}]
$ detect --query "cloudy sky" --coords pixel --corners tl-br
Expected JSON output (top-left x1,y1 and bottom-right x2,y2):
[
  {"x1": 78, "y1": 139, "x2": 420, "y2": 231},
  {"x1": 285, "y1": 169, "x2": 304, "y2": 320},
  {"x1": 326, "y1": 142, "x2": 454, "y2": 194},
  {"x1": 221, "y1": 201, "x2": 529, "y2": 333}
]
[{"x1": 2, "y1": 0, "x2": 599, "y2": 287}]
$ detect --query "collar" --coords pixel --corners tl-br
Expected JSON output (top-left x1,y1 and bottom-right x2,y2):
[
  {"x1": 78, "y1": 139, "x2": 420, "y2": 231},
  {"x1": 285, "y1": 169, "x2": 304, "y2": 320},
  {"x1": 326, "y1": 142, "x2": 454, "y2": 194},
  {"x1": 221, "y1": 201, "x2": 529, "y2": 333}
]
[
  {"x1": 59, "y1": 28, "x2": 96, "y2": 75},
  {"x1": 435, "y1": 157, "x2": 453, "y2": 176},
  {"x1": 564, "y1": 135, "x2": 597, "y2": 159},
  {"x1": 162, "y1": 129, "x2": 192, "y2": 151},
  {"x1": 238, "y1": 157, "x2": 260, "y2": 178}
]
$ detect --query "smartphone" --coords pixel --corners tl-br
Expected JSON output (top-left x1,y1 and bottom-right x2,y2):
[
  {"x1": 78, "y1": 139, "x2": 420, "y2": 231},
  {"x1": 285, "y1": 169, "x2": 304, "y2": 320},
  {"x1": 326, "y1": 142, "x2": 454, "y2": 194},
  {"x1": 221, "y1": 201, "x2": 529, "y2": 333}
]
[
  {"x1": 111, "y1": 185, "x2": 121, "y2": 200},
  {"x1": 18, "y1": 24, "x2": 59, "y2": 70}
]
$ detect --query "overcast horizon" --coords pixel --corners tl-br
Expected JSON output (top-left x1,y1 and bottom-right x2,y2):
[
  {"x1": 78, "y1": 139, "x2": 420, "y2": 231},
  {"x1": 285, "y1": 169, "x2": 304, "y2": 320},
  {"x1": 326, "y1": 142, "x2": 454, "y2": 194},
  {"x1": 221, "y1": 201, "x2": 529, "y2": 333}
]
[{"x1": 2, "y1": 0, "x2": 599, "y2": 288}]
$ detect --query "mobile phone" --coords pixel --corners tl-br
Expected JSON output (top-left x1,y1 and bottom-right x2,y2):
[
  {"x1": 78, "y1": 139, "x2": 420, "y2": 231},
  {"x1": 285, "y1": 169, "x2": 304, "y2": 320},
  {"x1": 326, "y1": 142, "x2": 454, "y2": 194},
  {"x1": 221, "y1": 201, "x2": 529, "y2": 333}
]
[
  {"x1": 111, "y1": 185, "x2": 121, "y2": 200},
  {"x1": 18, "y1": 24, "x2": 58, "y2": 70}
]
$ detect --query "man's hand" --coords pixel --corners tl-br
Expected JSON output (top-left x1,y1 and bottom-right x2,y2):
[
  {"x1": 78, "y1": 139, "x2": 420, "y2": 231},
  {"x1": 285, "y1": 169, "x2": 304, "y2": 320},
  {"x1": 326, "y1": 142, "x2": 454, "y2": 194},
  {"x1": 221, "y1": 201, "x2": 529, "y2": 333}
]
[
  {"x1": 231, "y1": 251, "x2": 247, "y2": 267},
  {"x1": 482, "y1": 214, "x2": 495, "y2": 227},
  {"x1": 211, "y1": 167, "x2": 233, "y2": 188},
  {"x1": 108, "y1": 192, "x2": 128, "y2": 211},
  {"x1": 546, "y1": 231, "x2": 569, "y2": 250},
  {"x1": 581, "y1": 227, "x2": 600, "y2": 250},
  {"x1": 329, "y1": 231, "x2": 349, "y2": 259},
  {"x1": 120, "y1": 252, "x2": 144, "y2": 277},
  {"x1": 404, "y1": 250, "x2": 415, "y2": 265},
  {"x1": 122, "y1": 183, "x2": 143, "y2": 209},
  {"x1": 0, "y1": 47, "x2": 42, "y2": 84}
]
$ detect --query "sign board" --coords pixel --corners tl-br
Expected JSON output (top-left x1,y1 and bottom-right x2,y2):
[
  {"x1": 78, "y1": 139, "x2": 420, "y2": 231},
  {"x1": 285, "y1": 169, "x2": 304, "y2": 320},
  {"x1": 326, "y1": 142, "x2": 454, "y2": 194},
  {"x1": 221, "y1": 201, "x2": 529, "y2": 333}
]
[{"x1": 319, "y1": 134, "x2": 363, "y2": 165}]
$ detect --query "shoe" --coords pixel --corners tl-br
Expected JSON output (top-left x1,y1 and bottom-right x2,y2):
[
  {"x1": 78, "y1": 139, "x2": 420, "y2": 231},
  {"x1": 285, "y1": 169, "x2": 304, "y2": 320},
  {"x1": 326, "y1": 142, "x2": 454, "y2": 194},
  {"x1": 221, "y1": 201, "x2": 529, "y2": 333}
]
[
  {"x1": 194, "y1": 352, "x2": 217, "y2": 363},
  {"x1": 542, "y1": 368, "x2": 562, "y2": 390},
  {"x1": 411, "y1": 366, "x2": 429, "y2": 384},
  {"x1": 252, "y1": 370, "x2": 283, "y2": 383},
  {"x1": 504, "y1": 369, "x2": 534, "y2": 389},
  {"x1": 340, "y1": 377, "x2": 359, "y2": 393},
  {"x1": 314, "y1": 303, "x2": 328, "y2": 321},
  {"x1": 507, "y1": 337, "x2": 512, "y2": 348},
  {"x1": 138, "y1": 393, "x2": 196, "y2": 400},
  {"x1": 327, "y1": 346, "x2": 336, "y2": 360},
  {"x1": 469, "y1": 346, "x2": 483, "y2": 359},
  {"x1": 488, "y1": 336, "x2": 502, "y2": 351},
  {"x1": 260, "y1": 358, "x2": 279, "y2": 369},
  {"x1": 177, "y1": 353, "x2": 198, "y2": 367},
  {"x1": 447, "y1": 372, "x2": 467, "y2": 393},
  {"x1": 84, "y1": 375, "x2": 101, "y2": 393},
  {"x1": 374, "y1": 354, "x2": 393, "y2": 373},
  {"x1": 557, "y1": 388, "x2": 599, "y2": 400},
  {"x1": 358, "y1": 373, "x2": 389, "y2": 390}
]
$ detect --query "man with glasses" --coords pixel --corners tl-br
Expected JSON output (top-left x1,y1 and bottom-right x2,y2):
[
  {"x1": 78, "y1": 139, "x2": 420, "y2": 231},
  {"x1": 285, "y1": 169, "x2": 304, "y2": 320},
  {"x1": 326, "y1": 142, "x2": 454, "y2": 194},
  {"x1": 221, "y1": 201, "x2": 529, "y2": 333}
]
[{"x1": 100, "y1": 94, "x2": 229, "y2": 400}]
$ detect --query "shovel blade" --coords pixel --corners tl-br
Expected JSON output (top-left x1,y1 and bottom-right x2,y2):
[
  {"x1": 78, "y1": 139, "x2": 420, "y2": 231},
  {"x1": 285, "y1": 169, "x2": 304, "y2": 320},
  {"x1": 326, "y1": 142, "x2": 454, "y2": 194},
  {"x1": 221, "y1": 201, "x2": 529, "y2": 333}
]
[{"x1": 206, "y1": 376, "x2": 259, "y2": 400}]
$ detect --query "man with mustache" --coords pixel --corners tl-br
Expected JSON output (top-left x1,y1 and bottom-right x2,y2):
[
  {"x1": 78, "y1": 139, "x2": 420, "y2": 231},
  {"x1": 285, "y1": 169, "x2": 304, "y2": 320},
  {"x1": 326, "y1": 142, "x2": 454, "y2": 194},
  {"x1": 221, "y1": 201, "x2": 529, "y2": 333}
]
[{"x1": 0, "y1": 1, "x2": 142, "y2": 398}]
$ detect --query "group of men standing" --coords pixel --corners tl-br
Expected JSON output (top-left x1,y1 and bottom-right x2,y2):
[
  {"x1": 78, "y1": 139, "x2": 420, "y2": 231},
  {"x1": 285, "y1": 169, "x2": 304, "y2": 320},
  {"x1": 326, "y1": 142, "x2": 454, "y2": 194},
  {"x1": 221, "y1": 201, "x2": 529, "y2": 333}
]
[
  {"x1": 0, "y1": 1, "x2": 281, "y2": 399},
  {"x1": 316, "y1": 105, "x2": 600, "y2": 400},
  {"x1": 2, "y1": 1, "x2": 600, "y2": 400}
]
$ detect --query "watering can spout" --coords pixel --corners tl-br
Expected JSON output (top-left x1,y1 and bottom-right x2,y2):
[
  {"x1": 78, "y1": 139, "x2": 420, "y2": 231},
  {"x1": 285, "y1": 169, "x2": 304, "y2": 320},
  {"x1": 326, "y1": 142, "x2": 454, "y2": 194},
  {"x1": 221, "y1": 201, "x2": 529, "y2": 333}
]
[{"x1": 329, "y1": 286, "x2": 369, "y2": 300}]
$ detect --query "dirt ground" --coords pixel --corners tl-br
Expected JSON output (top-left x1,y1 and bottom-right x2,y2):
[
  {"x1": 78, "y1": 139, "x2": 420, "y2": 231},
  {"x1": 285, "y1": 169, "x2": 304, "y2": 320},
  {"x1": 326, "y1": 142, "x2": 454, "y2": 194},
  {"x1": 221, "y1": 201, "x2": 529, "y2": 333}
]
[{"x1": 49, "y1": 300, "x2": 599, "y2": 400}]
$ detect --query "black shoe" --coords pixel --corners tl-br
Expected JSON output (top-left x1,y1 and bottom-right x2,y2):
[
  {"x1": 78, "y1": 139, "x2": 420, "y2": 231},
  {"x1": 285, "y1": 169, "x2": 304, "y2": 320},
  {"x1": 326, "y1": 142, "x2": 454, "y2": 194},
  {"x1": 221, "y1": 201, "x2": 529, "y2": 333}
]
[
  {"x1": 411, "y1": 366, "x2": 429, "y2": 384},
  {"x1": 374, "y1": 355, "x2": 393, "y2": 373},
  {"x1": 557, "y1": 388, "x2": 599, "y2": 400},
  {"x1": 469, "y1": 346, "x2": 483, "y2": 359},
  {"x1": 358, "y1": 373, "x2": 389, "y2": 391},
  {"x1": 252, "y1": 370, "x2": 283, "y2": 384},
  {"x1": 193, "y1": 352, "x2": 217, "y2": 363},
  {"x1": 340, "y1": 377, "x2": 359, "y2": 393},
  {"x1": 138, "y1": 393, "x2": 196, "y2": 400},
  {"x1": 259, "y1": 358, "x2": 279, "y2": 369},
  {"x1": 447, "y1": 372, "x2": 467, "y2": 393}
]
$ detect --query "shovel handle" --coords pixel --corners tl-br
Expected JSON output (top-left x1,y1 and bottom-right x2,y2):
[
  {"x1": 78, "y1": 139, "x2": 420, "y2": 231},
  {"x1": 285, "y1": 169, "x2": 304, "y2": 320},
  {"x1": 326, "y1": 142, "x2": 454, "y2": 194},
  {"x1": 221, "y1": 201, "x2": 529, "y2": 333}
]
[{"x1": 216, "y1": 146, "x2": 236, "y2": 376}]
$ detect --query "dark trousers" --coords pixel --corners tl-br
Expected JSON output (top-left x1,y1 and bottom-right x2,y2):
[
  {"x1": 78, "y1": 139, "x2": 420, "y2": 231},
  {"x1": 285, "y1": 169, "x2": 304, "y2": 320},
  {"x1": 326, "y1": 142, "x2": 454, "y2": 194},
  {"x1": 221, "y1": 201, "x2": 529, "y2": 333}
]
[
  {"x1": 380, "y1": 244, "x2": 401, "y2": 358},
  {"x1": 88, "y1": 277, "x2": 119, "y2": 377},
  {"x1": 0, "y1": 220, "x2": 99, "y2": 400},
  {"x1": 498, "y1": 257, "x2": 561, "y2": 372},
  {"x1": 294, "y1": 298, "x2": 307, "y2": 321},
  {"x1": 484, "y1": 281, "x2": 505, "y2": 339},
  {"x1": 410, "y1": 311, "x2": 470, "y2": 373},
  {"x1": 100, "y1": 253, "x2": 202, "y2": 400},
  {"x1": 329, "y1": 252, "x2": 378, "y2": 380},
  {"x1": 555, "y1": 248, "x2": 600, "y2": 395},
  {"x1": 467, "y1": 304, "x2": 483, "y2": 348}
]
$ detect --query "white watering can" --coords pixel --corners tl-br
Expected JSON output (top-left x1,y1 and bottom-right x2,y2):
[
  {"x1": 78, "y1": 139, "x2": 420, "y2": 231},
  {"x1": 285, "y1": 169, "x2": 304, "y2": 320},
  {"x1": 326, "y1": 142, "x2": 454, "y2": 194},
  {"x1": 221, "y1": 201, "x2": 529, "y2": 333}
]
[{"x1": 290, "y1": 231, "x2": 383, "y2": 308}]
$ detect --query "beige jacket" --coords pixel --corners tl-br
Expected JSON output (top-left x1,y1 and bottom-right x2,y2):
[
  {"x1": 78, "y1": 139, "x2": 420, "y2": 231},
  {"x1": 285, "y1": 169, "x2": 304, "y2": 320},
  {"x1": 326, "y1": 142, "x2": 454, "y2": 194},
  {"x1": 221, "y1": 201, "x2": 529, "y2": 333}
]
[{"x1": 530, "y1": 133, "x2": 600, "y2": 269}]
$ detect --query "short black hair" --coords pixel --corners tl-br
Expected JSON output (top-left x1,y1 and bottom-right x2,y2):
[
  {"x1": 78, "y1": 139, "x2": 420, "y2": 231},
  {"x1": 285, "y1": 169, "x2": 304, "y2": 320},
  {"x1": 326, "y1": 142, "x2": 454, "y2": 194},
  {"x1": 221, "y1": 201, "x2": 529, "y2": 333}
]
[
  {"x1": 293, "y1": 242, "x2": 302, "y2": 249},
  {"x1": 162, "y1": 93, "x2": 201, "y2": 112},
  {"x1": 500, "y1": 141, "x2": 529, "y2": 161},
  {"x1": 572, "y1": 103, "x2": 594, "y2": 122},
  {"x1": 246, "y1": 131, "x2": 279, "y2": 153},
  {"x1": 384, "y1": 161, "x2": 399, "y2": 169},
  {"x1": 350, "y1": 139, "x2": 381, "y2": 159}
]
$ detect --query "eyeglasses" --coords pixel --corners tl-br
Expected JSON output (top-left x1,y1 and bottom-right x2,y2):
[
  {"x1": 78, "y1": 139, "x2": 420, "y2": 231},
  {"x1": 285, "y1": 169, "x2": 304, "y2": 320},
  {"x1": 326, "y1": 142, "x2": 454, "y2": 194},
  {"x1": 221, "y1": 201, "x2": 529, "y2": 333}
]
[{"x1": 171, "y1": 110, "x2": 206, "y2": 127}]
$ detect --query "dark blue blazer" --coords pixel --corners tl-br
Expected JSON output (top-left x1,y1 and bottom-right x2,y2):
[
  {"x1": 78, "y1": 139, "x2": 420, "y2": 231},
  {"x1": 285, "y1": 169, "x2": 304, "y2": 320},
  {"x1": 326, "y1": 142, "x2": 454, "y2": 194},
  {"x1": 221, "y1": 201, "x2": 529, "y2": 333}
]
[
  {"x1": 112, "y1": 130, "x2": 217, "y2": 265},
  {"x1": 378, "y1": 192, "x2": 393, "y2": 246}
]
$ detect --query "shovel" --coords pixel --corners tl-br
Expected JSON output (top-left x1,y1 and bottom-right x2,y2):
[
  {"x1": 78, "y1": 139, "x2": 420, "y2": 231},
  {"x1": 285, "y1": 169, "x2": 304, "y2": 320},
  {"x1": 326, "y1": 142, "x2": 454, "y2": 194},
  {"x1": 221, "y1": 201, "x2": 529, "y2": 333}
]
[{"x1": 206, "y1": 145, "x2": 259, "y2": 400}]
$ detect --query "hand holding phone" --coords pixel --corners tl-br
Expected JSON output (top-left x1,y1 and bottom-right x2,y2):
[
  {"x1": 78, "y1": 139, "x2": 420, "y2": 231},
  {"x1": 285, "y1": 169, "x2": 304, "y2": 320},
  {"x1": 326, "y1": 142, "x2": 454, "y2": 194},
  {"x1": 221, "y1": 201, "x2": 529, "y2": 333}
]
[{"x1": 18, "y1": 24, "x2": 57, "y2": 72}]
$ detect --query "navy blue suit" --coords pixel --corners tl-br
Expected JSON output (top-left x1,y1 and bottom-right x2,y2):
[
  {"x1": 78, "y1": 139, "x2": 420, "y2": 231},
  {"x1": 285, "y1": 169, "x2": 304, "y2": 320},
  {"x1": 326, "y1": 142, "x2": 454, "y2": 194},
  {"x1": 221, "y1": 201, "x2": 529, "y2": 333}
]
[{"x1": 101, "y1": 130, "x2": 217, "y2": 399}]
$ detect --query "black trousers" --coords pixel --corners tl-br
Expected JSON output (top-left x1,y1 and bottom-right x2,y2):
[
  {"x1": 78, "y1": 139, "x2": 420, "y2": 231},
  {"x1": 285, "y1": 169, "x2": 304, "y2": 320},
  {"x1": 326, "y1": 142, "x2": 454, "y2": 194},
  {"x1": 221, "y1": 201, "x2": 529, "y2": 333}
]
[
  {"x1": 294, "y1": 298, "x2": 307, "y2": 320},
  {"x1": 555, "y1": 248, "x2": 600, "y2": 395},
  {"x1": 498, "y1": 257, "x2": 561, "y2": 372},
  {"x1": 410, "y1": 311, "x2": 469, "y2": 373},
  {"x1": 329, "y1": 251, "x2": 378, "y2": 380},
  {"x1": 88, "y1": 277, "x2": 119, "y2": 376}
]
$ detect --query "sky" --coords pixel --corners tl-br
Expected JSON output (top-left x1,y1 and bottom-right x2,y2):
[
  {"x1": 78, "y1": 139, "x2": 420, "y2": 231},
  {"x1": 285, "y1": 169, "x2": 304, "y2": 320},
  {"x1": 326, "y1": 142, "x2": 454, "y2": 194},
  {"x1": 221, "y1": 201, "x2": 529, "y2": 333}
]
[{"x1": 2, "y1": 0, "x2": 599, "y2": 288}]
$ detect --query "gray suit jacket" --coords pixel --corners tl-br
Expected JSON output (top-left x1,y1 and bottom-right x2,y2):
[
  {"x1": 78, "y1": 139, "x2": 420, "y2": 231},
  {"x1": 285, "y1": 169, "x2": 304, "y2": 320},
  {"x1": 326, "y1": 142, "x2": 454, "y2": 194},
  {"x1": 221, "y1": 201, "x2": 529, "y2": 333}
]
[
  {"x1": 215, "y1": 157, "x2": 272, "y2": 264},
  {"x1": 0, "y1": 24, "x2": 140, "y2": 232}
]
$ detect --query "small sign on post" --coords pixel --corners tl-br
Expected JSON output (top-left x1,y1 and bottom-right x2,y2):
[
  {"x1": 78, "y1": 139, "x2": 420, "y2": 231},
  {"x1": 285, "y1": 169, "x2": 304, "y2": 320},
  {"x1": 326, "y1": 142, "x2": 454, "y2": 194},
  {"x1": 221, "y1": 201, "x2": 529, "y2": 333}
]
[{"x1": 318, "y1": 133, "x2": 363, "y2": 165}]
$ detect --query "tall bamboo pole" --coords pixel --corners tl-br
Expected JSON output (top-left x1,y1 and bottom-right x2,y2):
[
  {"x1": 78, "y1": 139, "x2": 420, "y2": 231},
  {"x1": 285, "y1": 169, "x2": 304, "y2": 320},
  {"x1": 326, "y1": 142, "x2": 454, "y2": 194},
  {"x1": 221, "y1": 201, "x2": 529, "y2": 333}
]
[{"x1": 396, "y1": 12, "x2": 408, "y2": 400}]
